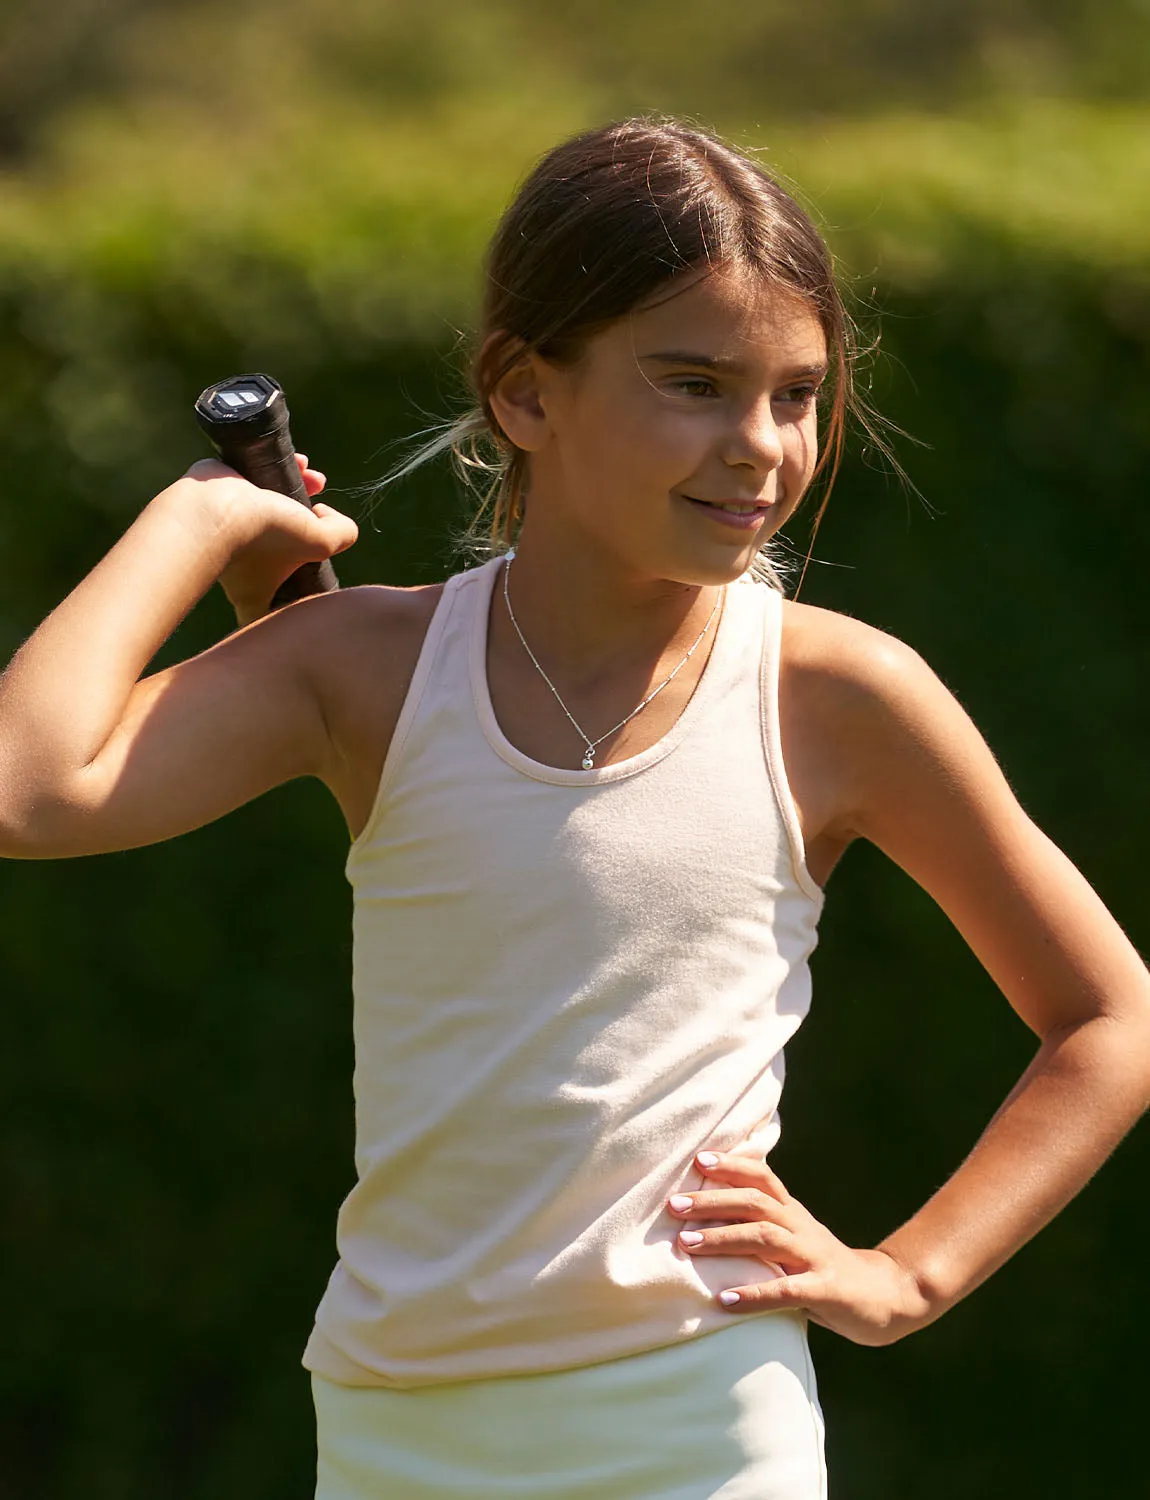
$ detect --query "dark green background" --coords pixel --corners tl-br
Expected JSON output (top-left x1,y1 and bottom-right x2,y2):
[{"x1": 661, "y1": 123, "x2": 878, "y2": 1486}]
[{"x1": 1, "y1": 4, "x2": 1147, "y2": 1496}]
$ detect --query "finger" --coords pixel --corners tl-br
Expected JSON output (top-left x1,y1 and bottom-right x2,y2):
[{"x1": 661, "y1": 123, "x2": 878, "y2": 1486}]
[
  {"x1": 695, "y1": 1152, "x2": 791, "y2": 1203},
  {"x1": 717, "y1": 1270, "x2": 823, "y2": 1314},
  {"x1": 294, "y1": 452, "x2": 310, "y2": 470},
  {"x1": 668, "y1": 1189, "x2": 786, "y2": 1222},
  {"x1": 677, "y1": 1221, "x2": 796, "y2": 1259},
  {"x1": 302, "y1": 469, "x2": 327, "y2": 497}
]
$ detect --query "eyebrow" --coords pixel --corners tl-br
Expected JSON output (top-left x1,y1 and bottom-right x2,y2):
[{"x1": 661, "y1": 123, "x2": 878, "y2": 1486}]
[{"x1": 640, "y1": 351, "x2": 829, "y2": 380}]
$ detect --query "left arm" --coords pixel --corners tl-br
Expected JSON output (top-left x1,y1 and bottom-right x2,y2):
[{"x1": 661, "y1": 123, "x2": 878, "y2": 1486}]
[{"x1": 666, "y1": 624, "x2": 1150, "y2": 1343}]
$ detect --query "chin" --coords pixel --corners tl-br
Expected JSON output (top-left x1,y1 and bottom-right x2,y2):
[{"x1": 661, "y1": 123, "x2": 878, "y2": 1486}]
[
  {"x1": 682, "y1": 534, "x2": 774, "y2": 585},
  {"x1": 656, "y1": 552, "x2": 762, "y2": 589}
]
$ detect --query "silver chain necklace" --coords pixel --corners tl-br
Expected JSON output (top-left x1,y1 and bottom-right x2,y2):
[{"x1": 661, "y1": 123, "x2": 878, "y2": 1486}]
[{"x1": 501, "y1": 551, "x2": 724, "y2": 770}]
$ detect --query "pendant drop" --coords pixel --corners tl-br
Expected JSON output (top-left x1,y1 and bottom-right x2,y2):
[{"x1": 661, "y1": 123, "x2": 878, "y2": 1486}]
[{"x1": 582, "y1": 752, "x2": 595, "y2": 770}]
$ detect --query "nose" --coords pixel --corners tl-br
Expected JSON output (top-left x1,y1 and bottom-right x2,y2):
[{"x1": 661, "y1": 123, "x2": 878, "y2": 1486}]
[{"x1": 721, "y1": 398, "x2": 784, "y2": 475}]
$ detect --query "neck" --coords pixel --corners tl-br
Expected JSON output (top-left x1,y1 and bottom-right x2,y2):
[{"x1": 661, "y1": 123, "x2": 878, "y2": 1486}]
[{"x1": 498, "y1": 523, "x2": 719, "y2": 688}]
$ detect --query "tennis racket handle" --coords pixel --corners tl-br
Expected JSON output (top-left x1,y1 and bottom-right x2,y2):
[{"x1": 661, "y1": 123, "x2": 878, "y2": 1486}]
[
  {"x1": 195, "y1": 372, "x2": 339, "y2": 611},
  {"x1": 212, "y1": 425, "x2": 339, "y2": 609}
]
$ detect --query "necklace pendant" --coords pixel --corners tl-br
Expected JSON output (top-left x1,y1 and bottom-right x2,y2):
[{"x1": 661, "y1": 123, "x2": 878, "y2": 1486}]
[{"x1": 503, "y1": 555, "x2": 725, "y2": 781}]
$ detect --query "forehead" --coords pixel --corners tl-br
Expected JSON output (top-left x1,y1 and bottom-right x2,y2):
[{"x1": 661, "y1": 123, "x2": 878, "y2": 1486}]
[{"x1": 624, "y1": 268, "x2": 826, "y2": 367}]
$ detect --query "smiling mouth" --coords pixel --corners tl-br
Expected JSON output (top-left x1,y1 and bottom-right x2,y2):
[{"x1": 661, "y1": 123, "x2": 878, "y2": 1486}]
[
  {"x1": 679, "y1": 493, "x2": 775, "y2": 534},
  {"x1": 685, "y1": 497, "x2": 770, "y2": 514}
]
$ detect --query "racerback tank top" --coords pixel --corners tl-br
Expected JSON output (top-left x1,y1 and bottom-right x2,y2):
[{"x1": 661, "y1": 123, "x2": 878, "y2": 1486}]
[{"x1": 302, "y1": 556, "x2": 824, "y2": 1388}]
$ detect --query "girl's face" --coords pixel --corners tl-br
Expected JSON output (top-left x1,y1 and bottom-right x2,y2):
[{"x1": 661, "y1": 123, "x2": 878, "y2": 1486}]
[{"x1": 507, "y1": 267, "x2": 829, "y2": 587}]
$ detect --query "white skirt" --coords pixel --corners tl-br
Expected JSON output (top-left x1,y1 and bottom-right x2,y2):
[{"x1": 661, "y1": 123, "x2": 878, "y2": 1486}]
[{"x1": 312, "y1": 1312, "x2": 827, "y2": 1500}]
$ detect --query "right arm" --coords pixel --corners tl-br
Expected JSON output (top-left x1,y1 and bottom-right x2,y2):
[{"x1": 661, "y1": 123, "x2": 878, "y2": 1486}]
[{"x1": 0, "y1": 460, "x2": 359, "y2": 858}]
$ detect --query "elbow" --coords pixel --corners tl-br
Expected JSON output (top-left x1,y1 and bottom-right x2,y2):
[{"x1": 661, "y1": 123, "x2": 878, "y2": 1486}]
[
  {"x1": 1120, "y1": 1008, "x2": 1150, "y2": 1114},
  {"x1": 1053, "y1": 1004, "x2": 1150, "y2": 1119},
  {"x1": 0, "y1": 808, "x2": 54, "y2": 860},
  {"x1": 0, "y1": 775, "x2": 31, "y2": 857},
  {"x1": 0, "y1": 779, "x2": 85, "y2": 860},
  {"x1": 0, "y1": 819, "x2": 45, "y2": 860}
]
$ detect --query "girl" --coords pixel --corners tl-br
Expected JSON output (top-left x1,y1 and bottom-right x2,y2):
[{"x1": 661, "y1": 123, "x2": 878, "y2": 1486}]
[{"x1": 2, "y1": 117, "x2": 1148, "y2": 1499}]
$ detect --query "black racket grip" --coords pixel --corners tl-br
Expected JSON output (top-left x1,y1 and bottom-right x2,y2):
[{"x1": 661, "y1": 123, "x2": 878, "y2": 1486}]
[{"x1": 194, "y1": 373, "x2": 338, "y2": 611}]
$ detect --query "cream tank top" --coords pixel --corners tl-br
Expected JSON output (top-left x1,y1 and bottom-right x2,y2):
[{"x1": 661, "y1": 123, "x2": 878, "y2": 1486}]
[{"x1": 303, "y1": 557, "x2": 825, "y2": 1388}]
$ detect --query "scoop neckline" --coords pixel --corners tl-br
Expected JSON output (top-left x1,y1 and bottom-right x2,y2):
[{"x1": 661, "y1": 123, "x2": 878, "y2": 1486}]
[{"x1": 467, "y1": 555, "x2": 746, "y2": 787}]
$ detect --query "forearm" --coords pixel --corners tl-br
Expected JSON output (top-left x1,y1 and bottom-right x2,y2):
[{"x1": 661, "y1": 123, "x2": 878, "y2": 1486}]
[
  {"x1": 877, "y1": 1009, "x2": 1150, "y2": 1322},
  {"x1": 0, "y1": 478, "x2": 240, "y2": 844}
]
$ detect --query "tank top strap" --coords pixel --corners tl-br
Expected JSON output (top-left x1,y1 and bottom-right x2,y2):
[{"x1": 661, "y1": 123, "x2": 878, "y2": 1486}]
[
  {"x1": 344, "y1": 567, "x2": 473, "y2": 865},
  {"x1": 757, "y1": 584, "x2": 823, "y2": 902}
]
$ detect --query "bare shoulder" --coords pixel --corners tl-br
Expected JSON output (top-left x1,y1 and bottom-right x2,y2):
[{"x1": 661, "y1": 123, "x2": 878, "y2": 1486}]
[
  {"x1": 780, "y1": 597, "x2": 929, "y2": 698},
  {"x1": 288, "y1": 580, "x2": 445, "y2": 838},
  {"x1": 778, "y1": 597, "x2": 973, "y2": 759},
  {"x1": 776, "y1": 598, "x2": 990, "y2": 881},
  {"x1": 291, "y1": 579, "x2": 444, "y2": 685}
]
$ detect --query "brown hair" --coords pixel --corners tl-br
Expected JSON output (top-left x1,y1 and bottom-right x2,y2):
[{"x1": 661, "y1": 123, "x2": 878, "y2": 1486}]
[{"x1": 375, "y1": 114, "x2": 882, "y2": 591}]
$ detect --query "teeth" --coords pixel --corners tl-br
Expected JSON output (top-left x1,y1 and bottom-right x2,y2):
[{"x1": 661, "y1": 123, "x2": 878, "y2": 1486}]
[{"x1": 685, "y1": 496, "x2": 763, "y2": 514}]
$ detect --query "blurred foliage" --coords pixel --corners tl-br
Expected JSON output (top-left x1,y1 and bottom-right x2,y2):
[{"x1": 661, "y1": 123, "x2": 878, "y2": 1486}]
[
  {"x1": 4, "y1": 0, "x2": 1150, "y2": 167},
  {"x1": 1, "y1": 3, "x2": 1148, "y2": 1499}
]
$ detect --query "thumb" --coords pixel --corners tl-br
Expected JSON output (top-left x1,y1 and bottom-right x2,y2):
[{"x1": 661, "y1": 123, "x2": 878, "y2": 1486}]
[{"x1": 720, "y1": 1270, "x2": 822, "y2": 1313}]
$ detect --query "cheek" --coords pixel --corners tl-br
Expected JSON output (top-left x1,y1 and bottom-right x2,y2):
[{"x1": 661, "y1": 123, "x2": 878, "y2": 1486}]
[
  {"x1": 622, "y1": 400, "x2": 713, "y2": 482},
  {"x1": 572, "y1": 399, "x2": 690, "y2": 490},
  {"x1": 786, "y1": 418, "x2": 820, "y2": 485}
]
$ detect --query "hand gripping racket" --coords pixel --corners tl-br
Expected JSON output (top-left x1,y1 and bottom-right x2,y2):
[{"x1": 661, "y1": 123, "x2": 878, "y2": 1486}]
[{"x1": 194, "y1": 372, "x2": 339, "y2": 611}]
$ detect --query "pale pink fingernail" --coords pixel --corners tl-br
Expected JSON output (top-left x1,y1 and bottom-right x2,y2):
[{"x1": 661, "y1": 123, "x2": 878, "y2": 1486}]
[
  {"x1": 669, "y1": 1195, "x2": 693, "y2": 1212},
  {"x1": 719, "y1": 1290, "x2": 741, "y2": 1306},
  {"x1": 697, "y1": 1152, "x2": 719, "y2": 1169},
  {"x1": 679, "y1": 1230, "x2": 704, "y2": 1246}
]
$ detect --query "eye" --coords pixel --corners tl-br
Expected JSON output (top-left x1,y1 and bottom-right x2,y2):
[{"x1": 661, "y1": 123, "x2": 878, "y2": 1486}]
[
  {"x1": 775, "y1": 384, "x2": 822, "y2": 411},
  {"x1": 667, "y1": 377, "x2": 720, "y2": 398}
]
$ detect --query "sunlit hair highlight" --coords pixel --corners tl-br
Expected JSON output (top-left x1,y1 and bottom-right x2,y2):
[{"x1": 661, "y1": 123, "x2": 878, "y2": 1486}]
[{"x1": 369, "y1": 114, "x2": 895, "y2": 592}]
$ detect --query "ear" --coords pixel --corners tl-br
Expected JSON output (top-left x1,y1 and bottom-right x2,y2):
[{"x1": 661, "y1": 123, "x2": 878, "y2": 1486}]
[{"x1": 482, "y1": 332, "x2": 552, "y2": 454}]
